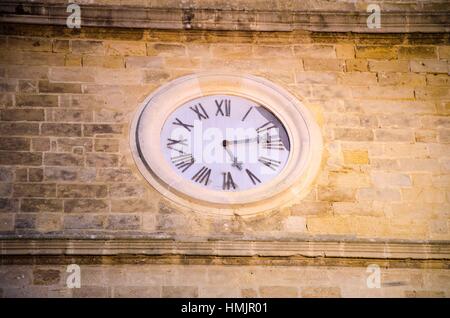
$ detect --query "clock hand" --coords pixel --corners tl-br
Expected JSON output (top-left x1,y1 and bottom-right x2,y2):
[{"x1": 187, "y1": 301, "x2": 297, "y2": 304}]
[
  {"x1": 228, "y1": 136, "x2": 260, "y2": 144},
  {"x1": 223, "y1": 142, "x2": 243, "y2": 170}
]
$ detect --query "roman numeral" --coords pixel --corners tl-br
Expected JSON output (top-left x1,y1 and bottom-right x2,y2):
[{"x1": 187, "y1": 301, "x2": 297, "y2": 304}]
[
  {"x1": 258, "y1": 156, "x2": 281, "y2": 170},
  {"x1": 245, "y1": 169, "x2": 261, "y2": 185},
  {"x1": 256, "y1": 121, "x2": 276, "y2": 133},
  {"x1": 173, "y1": 118, "x2": 194, "y2": 132},
  {"x1": 241, "y1": 106, "x2": 253, "y2": 121},
  {"x1": 167, "y1": 138, "x2": 187, "y2": 147},
  {"x1": 189, "y1": 103, "x2": 209, "y2": 120},
  {"x1": 261, "y1": 135, "x2": 285, "y2": 150},
  {"x1": 171, "y1": 154, "x2": 195, "y2": 173},
  {"x1": 215, "y1": 99, "x2": 231, "y2": 117},
  {"x1": 222, "y1": 172, "x2": 236, "y2": 190},
  {"x1": 192, "y1": 166, "x2": 211, "y2": 185}
]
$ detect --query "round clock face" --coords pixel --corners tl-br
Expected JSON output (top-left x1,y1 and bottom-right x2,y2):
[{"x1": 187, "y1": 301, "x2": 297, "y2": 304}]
[
  {"x1": 131, "y1": 73, "x2": 323, "y2": 215},
  {"x1": 160, "y1": 95, "x2": 291, "y2": 192}
]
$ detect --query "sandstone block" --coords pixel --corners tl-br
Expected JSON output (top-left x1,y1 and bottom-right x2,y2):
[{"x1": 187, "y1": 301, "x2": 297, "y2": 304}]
[
  {"x1": 105, "y1": 41, "x2": 146, "y2": 56},
  {"x1": 162, "y1": 286, "x2": 198, "y2": 298},
  {"x1": 0, "y1": 152, "x2": 42, "y2": 166},
  {"x1": 16, "y1": 94, "x2": 58, "y2": 107},
  {"x1": 97, "y1": 168, "x2": 137, "y2": 182},
  {"x1": 368, "y1": 60, "x2": 409, "y2": 72},
  {"x1": 398, "y1": 46, "x2": 437, "y2": 59},
  {"x1": 110, "y1": 198, "x2": 154, "y2": 213},
  {"x1": 9, "y1": 37, "x2": 52, "y2": 52},
  {"x1": 52, "y1": 40, "x2": 70, "y2": 53},
  {"x1": 29, "y1": 168, "x2": 44, "y2": 182},
  {"x1": 356, "y1": 188, "x2": 401, "y2": 201},
  {"x1": 0, "y1": 137, "x2": 30, "y2": 151},
  {"x1": 45, "y1": 166, "x2": 94, "y2": 182},
  {"x1": 106, "y1": 214, "x2": 140, "y2": 230},
  {"x1": 44, "y1": 153, "x2": 84, "y2": 167},
  {"x1": 345, "y1": 59, "x2": 368, "y2": 72},
  {"x1": 259, "y1": 286, "x2": 298, "y2": 298},
  {"x1": 41, "y1": 123, "x2": 82, "y2": 137},
  {"x1": 94, "y1": 139, "x2": 119, "y2": 152},
  {"x1": 410, "y1": 60, "x2": 448, "y2": 73},
  {"x1": 64, "y1": 214, "x2": 105, "y2": 229},
  {"x1": 71, "y1": 40, "x2": 104, "y2": 55},
  {"x1": 21, "y1": 199, "x2": 63, "y2": 212},
  {"x1": 86, "y1": 153, "x2": 119, "y2": 167},
  {"x1": 290, "y1": 201, "x2": 331, "y2": 216},
  {"x1": 301, "y1": 287, "x2": 341, "y2": 298},
  {"x1": 109, "y1": 183, "x2": 147, "y2": 197},
  {"x1": 57, "y1": 184, "x2": 107, "y2": 198},
  {"x1": 283, "y1": 216, "x2": 307, "y2": 232},
  {"x1": 303, "y1": 59, "x2": 344, "y2": 72},
  {"x1": 32, "y1": 269, "x2": 60, "y2": 285},
  {"x1": 36, "y1": 213, "x2": 62, "y2": 232},
  {"x1": 1, "y1": 109, "x2": 45, "y2": 122},
  {"x1": 83, "y1": 124, "x2": 123, "y2": 137},
  {"x1": 64, "y1": 199, "x2": 109, "y2": 213},
  {"x1": 0, "y1": 123, "x2": 39, "y2": 136},
  {"x1": 13, "y1": 183, "x2": 55, "y2": 198},
  {"x1": 371, "y1": 171, "x2": 412, "y2": 187},
  {"x1": 294, "y1": 44, "x2": 336, "y2": 58},
  {"x1": 356, "y1": 46, "x2": 397, "y2": 59},
  {"x1": 374, "y1": 129, "x2": 415, "y2": 142},
  {"x1": 0, "y1": 214, "x2": 14, "y2": 231}
]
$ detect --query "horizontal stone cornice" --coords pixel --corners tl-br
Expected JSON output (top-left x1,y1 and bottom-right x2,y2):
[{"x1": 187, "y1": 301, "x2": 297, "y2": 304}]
[
  {"x1": 0, "y1": 1, "x2": 449, "y2": 33},
  {"x1": 1, "y1": 239, "x2": 449, "y2": 260}
]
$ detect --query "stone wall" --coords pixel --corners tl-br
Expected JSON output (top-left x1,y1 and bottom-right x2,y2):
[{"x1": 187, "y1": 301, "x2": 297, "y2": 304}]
[
  {"x1": 1, "y1": 263, "x2": 449, "y2": 298},
  {"x1": 0, "y1": 4, "x2": 449, "y2": 296},
  {"x1": 0, "y1": 25, "x2": 449, "y2": 241}
]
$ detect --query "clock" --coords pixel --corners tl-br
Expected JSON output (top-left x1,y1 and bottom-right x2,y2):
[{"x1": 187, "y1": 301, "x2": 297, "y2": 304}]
[
  {"x1": 130, "y1": 74, "x2": 322, "y2": 216},
  {"x1": 161, "y1": 94, "x2": 290, "y2": 192}
]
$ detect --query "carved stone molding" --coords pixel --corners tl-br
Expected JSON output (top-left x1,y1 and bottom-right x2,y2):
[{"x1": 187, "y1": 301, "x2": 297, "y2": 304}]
[
  {"x1": 1, "y1": 239, "x2": 449, "y2": 260},
  {"x1": 0, "y1": 1, "x2": 448, "y2": 33}
]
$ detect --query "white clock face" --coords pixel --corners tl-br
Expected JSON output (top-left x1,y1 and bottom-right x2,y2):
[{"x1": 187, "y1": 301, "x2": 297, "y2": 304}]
[{"x1": 160, "y1": 95, "x2": 291, "y2": 192}]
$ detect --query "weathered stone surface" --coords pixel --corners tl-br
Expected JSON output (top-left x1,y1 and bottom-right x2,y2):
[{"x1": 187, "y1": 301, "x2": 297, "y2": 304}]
[
  {"x1": 21, "y1": 199, "x2": 63, "y2": 212},
  {"x1": 64, "y1": 199, "x2": 109, "y2": 213},
  {"x1": 32, "y1": 269, "x2": 60, "y2": 285},
  {"x1": 57, "y1": 184, "x2": 107, "y2": 198},
  {"x1": 0, "y1": 123, "x2": 39, "y2": 136},
  {"x1": 0, "y1": 137, "x2": 30, "y2": 151},
  {"x1": 44, "y1": 153, "x2": 84, "y2": 167},
  {"x1": 106, "y1": 214, "x2": 140, "y2": 230},
  {"x1": 16, "y1": 94, "x2": 58, "y2": 107},
  {"x1": 259, "y1": 286, "x2": 298, "y2": 298},
  {"x1": 83, "y1": 124, "x2": 123, "y2": 136},
  {"x1": 86, "y1": 153, "x2": 119, "y2": 167},
  {"x1": 64, "y1": 214, "x2": 106, "y2": 229},
  {"x1": 13, "y1": 183, "x2": 56, "y2": 198},
  {"x1": 301, "y1": 287, "x2": 341, "y2": 298},
  {"x1": 94, "y1": 139, "x2": 119, "y2": 152},
  {"x1": 161, "y1": 286, "x2": 198, "y2": 298},
  {"x1": 41, "y1": 123, "x2": 82, "y2": 137},
  {"x1": 1, "y1": 109, "x2": 45, "y2": 122},
  {"x1": 0, "y1": 152, "x2": 42, "y2": 166},
  {"x1": 0, "y1": 199, "x2": 19, "y2": 212}
]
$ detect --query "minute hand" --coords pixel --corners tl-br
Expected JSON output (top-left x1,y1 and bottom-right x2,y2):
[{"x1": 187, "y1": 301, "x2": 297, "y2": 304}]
[
  {"x1": 228, "y1": 136, "x2": 261, "y2": 144},
  {"x1": 224, "y1": 147, "x2": 243, "y2": 170}
]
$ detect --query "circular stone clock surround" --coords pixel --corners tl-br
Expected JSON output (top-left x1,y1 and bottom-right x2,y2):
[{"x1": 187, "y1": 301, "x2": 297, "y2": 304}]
[{"x1": 130, "y1": 73, "x2": 323, "y2": 216}]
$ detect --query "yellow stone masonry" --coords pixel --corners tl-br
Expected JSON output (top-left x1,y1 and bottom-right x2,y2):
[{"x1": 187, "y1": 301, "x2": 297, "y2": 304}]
[{"x1": 0, "y1": 26, "x2": 449, "y2": 242}]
